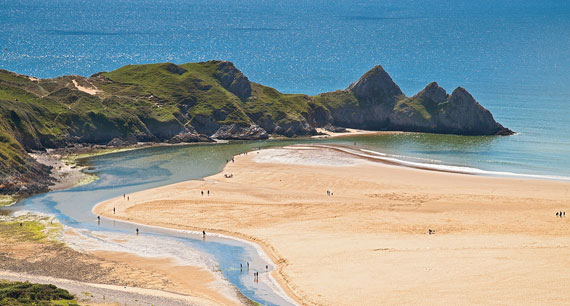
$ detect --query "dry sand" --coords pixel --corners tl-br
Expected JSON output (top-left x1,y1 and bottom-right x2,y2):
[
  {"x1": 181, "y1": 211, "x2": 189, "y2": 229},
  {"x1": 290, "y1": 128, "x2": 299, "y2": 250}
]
[{"x1": 95, "y1": 145, "x2": 570, "y2": 305}]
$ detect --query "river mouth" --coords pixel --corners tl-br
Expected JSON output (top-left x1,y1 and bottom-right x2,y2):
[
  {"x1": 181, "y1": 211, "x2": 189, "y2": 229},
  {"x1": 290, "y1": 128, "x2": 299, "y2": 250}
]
[
  {"x1": 3, "y1": 133, "x2": 560, "y2": 305},
  {"x1": 4, "y1": 139, "x2": 311, "y2": 306}
]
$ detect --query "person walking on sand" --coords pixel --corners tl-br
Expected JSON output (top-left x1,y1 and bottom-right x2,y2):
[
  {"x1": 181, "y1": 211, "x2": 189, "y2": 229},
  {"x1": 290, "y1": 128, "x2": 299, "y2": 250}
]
[
  {"x1": 136, "y1": 228, "x2": 139, "y2": 235},
  {"x1": 201, "y1": 190, "x2": 203, "y2": 196},
  {"x1": 113, "y1": 207, "x2": 116, "y2": 214},
  {"x1": 202, "y1": 230, "x2": 206, "y2": 237},
  {"x1": 207, "y1": 190, "x2": 210, "y2": 196},
  {"x1": 266, "y1": 265, "x2": 268, "y2": 271}
]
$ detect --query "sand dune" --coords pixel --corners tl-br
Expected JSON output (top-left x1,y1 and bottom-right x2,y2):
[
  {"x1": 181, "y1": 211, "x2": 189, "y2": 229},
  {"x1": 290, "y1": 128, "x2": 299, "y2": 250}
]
[{"x1": 95, "y1": 145, "x2": 570, "y2": 305}]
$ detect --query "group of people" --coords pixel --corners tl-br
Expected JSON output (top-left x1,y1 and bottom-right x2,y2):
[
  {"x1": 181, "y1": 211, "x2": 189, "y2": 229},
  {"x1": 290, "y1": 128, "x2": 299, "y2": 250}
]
[
  {"x1": 427, "y1": 229, "x2": 436, "y2": 235},
  {"x1": 224, "y1": 173, "x2": 234, "y2": 178},
  {"x1": 239, "y1": 261, "x2": 268, "y2": 283},
  {"x1": 556, "y1": 211, "x2": 566, "y2": 217},
  {"x1": 326, "y1": 189, "x2": 334, "y2": 196},
  {"x1": 201, "y1": 190, "x2": 210, "y2": 196}
]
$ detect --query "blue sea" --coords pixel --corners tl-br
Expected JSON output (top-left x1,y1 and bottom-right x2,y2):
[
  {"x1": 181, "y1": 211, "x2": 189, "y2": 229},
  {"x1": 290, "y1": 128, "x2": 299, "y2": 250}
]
[{"x1": 1, "y1": 0, "x2": 569, "y2": 178}]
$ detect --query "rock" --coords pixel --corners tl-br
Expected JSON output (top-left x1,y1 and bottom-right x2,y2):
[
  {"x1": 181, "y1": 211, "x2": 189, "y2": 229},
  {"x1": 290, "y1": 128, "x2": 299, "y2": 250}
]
[
  {"x1": 213, "y1": 61, "x2": 252, "y2": 101},
  {"x1": 273, "y1": 120, "x2": 316, "y2": 137},
  {"x1": 416, "y1": 82, "x2": 448, "y2": 103},
  {"x1": 190, "y1": 114, "x2": 221, "y2": 135},
  {"x1": 163, "y1": 63, "x2": 187, "y2": 75},
  {"x1": 347, "y1": 65, "x2": 404, "y2": 103},
  {"x1": 323, "y1": 124, "x2": 347, "y2": 133},
  {"x1": 212, "y1": 124, "x2": 269, "y2": 140},
  {"x1": 435, "y1": 87, "x2": 513, "y2": 135},
  {"x1": 106, "y1": 137, "x2": 137, "y2": 147},
  {"x1": 168, "y1": 132, "x2": 214, "y2": 143}
]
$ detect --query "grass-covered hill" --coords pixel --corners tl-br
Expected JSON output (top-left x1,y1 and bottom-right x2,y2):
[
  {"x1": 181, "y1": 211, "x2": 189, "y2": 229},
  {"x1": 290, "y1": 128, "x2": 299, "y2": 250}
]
[{"x1": 0, "y1": 61, "x2": 512, "y2": 195}]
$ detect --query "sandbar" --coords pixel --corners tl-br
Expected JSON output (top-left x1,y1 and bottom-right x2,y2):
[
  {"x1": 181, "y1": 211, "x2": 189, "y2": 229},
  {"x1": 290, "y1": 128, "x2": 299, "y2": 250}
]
[{"x1": 95, "y1": 145, "x2": 570, "y2": 305}]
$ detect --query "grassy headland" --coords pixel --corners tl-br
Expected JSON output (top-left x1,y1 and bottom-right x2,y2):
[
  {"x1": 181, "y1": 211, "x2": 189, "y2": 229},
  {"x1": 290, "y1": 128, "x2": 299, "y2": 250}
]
[{"x1": 0, "y1": 61, "x2": 511, "y2": 196}]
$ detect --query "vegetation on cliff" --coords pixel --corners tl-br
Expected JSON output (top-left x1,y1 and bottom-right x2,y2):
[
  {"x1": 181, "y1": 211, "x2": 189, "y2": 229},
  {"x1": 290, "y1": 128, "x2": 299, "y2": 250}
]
[{"x1": 0, "y1": 61, "x2": 512, "y2": 194}]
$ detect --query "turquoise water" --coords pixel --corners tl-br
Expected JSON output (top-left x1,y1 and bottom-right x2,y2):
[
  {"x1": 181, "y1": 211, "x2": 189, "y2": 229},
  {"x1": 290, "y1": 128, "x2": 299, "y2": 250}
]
[{"x1": 1, "y1": 0, "x2": 569, "y2": 176}]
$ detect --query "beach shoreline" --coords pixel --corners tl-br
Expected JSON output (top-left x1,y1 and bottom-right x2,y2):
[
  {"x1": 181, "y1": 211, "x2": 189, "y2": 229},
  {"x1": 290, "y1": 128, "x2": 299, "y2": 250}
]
[
  {"x1": 90, "y1": 209, "x2": 303, "y2": 306},
  {"x1": 94, "y1": 144, "x2": 570, "y2": 305},
  {"x1": 0, "y1": 212, "x2": 243, "y2": 305},
  {"x1": 23, "y1": 127, "x2": 380, "y2": 197}
]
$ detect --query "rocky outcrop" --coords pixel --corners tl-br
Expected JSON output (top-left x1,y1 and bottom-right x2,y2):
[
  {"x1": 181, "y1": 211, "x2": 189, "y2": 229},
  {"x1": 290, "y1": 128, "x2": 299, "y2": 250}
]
[
  {"x1": 212, "y1": 124, "x2": 268, "y2": 140},
  {"x1": 322, "y1": 66, "x2": 513, "y2": 136},
  {"x1": 168, "y1": 132, "x2": 214, "y2": 143},
  {"x1": 0, "y1": 61, "x2": 514, "y2": 198},
  {"x1": 0, "y1": 61, "x2": 513, "y2": 152},
  {"x1": 323, "y1": 124, "x2": 347, "y2": 133},
  {"x1": 0, "y1": 132, "x2": 54, "y2": 195},
  {"x1": 163, "y1": 63, "x2": 187, "y2": 75},
  {"x1": 347, "y1": 65, "x2": 404, "y2": 104},
  {"x1": 417, "y1": 82, "x2": 448, "y2": 103},
  {"x1": 106, "y1": 137, "x2": 137, "y2": 147},
  {"x1": 435, "y1": 87, "x2": 512, "y2": 135},
  {"x1": 213, "y1": 61, "x2": 252, "y2": 101}
]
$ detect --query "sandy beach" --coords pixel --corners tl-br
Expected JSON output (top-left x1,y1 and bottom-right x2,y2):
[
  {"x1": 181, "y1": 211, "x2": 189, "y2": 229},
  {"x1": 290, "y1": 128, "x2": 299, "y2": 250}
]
[{"x1": 95, "y1": 145, "x2": 570, "y2": 305}]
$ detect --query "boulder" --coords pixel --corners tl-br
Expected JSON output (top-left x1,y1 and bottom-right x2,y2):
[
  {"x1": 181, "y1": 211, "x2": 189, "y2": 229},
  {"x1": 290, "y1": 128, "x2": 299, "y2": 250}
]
[
  {"x1": 212, "y1": 124, "x2": 269, "y2": 140},
  {"x1": 168, "y1": 132, "x2": 214, "y2": 143},
  {"x1": 323, "y1": 124, "x2": 347, "y2": 133},
  {"x1": 106, "y1": 137, "x2": 137, "y2": 147}
]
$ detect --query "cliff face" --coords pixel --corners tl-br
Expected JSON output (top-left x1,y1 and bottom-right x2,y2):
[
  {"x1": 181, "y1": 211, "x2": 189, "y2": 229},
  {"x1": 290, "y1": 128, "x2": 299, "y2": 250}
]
[
  {"x1": 319, "y1": 67, "x2": 512, "y2": 136},
  {"x1": 0, "y1": 61, "x2": 512, "y2": 194},
  {"x1": 0, "y1": 131, "x2": 53, "y2": 194}
]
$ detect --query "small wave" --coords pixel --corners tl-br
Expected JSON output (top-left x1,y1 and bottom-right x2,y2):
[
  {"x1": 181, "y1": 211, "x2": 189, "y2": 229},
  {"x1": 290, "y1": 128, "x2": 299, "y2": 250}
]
[{"x1": 327, "y1": 145, "x2": 570, "y2": 182}]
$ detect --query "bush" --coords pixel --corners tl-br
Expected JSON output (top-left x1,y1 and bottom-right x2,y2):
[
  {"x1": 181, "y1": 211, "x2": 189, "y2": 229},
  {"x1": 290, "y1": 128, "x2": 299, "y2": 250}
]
[{"x1": 0, "y1": 280, "x2": 76, "y2": 305}]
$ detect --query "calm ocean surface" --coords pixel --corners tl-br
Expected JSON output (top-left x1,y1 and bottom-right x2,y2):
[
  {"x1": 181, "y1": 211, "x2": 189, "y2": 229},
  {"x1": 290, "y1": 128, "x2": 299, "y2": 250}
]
[{"x1": 1, "y1": 0, "x2": 569, "y2": 177}]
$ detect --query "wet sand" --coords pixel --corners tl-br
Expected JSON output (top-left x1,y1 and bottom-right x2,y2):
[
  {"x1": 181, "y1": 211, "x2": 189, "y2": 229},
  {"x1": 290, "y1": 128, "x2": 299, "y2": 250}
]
[
  {"x1": 92, "y1": 251, "x2": 240, "y2": 306},
  {"x1": 95, "y1": 145, "x2": 570, "y2": 305},
  {"x1": 0, "y1": 270, "x2": 200, "y2": 306},
  {"x1": 0, "y1": 213, "x2": 240, "y2": 306}
]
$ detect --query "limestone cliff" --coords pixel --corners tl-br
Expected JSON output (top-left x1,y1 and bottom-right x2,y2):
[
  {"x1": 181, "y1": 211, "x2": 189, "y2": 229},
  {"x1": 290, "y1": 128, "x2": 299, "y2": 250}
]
[{"x1": 0, "y1": 61, "x2": 513, "y2": 194}]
